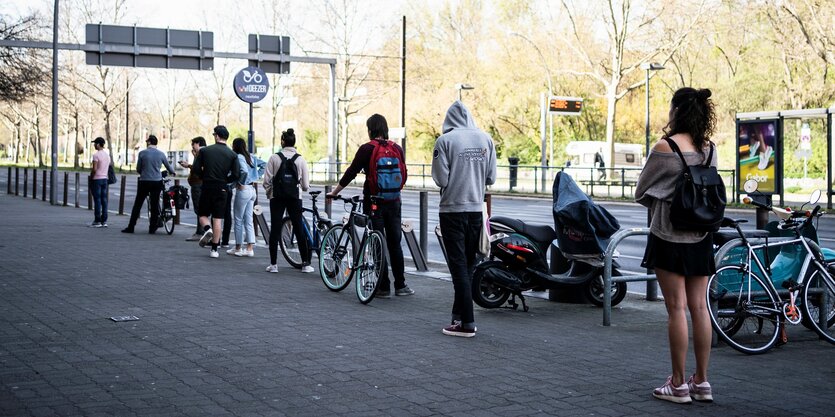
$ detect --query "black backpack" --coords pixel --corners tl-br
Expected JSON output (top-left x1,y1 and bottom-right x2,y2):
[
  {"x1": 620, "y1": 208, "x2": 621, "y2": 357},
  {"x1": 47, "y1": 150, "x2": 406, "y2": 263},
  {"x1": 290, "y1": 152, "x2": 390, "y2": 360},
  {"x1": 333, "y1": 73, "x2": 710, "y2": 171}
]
[
  {"x1": 273, "y1": 153, "x2": 300, "y2": 199},
  {"x1": 664, "y1": 137, "x2": 726, "y2": 233}
]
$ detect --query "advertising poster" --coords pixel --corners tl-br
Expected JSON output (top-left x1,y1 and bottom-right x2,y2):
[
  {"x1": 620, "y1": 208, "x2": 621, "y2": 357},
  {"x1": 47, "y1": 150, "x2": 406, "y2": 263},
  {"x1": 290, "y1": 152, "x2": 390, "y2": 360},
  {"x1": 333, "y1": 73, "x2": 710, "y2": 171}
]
[{"x1": 737, "y1": 120, "x2": 780, "y2": 194}]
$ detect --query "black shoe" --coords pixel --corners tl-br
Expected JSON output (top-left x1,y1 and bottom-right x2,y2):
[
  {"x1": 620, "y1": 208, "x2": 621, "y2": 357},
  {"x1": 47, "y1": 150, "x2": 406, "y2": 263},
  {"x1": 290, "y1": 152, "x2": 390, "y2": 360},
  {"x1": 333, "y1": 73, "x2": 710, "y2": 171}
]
[
  {"x1": 148, "y1": 227, "x2": 158, "y2": 235},
  {"x1": 395, "y1": 285, "x2": 415, "y2": 296},
  {"x1": 121, "y1": 227, "x2": 134, "y2": 234},
  {"x1": 376, "y1": 290, "x2": 391, "y2": 299}
]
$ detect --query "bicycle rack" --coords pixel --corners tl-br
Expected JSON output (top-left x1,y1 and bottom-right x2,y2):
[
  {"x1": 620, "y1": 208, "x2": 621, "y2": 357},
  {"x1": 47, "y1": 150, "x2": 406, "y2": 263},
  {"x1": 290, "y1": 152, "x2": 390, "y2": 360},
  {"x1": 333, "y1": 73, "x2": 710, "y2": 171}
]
[
  {"x1": 402, "y1": 220, "x2": 428, "y2": 272},
  {"x1": 435, "y1": 225, "x2": 449, "y2": 268},
  {"x1": 602, "y1": 228, "x2": 656, "y2": 326},
  {"x1": 254, "y1": 208, "x2": 270, "y2": 244}
]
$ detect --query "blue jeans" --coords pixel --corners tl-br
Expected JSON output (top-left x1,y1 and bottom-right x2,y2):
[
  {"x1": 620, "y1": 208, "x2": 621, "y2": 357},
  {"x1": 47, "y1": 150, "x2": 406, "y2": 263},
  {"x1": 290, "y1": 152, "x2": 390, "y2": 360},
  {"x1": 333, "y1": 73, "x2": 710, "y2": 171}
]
[
  {"x1": 233, "y1": 185, "x2": 256, "y2": 245},
  {"x1": 91, "y1": 178, "x2": 109, "y2": 223}
]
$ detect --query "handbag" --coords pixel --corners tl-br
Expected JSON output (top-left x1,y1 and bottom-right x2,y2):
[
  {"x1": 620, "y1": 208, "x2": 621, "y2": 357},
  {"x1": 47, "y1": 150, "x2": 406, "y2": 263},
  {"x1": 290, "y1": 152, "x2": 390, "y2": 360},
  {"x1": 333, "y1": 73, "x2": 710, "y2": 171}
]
[
  {"x1": 107, "y1": 164, "x2": 117, "y2": 185},
  {"x1": 478, "y1": 201, "x2": 491, "y2": 257},
  {"x1": 664, "y1": 137, "x2": 726, "y2": 232}
]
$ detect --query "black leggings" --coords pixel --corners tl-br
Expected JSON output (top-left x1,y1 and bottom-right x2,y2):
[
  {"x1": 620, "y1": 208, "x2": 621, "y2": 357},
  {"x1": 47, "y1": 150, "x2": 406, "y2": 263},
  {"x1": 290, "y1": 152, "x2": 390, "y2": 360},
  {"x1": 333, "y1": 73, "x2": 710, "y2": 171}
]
[{"x1": 269, "y1": 197, "x2": 310, "y2": 265}]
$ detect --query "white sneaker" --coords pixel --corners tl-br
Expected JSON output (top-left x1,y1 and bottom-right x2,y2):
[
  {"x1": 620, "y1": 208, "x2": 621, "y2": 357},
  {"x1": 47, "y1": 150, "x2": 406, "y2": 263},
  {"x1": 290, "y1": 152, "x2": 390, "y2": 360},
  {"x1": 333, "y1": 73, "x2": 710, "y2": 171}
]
[
  {"x1": 198, "y1": 229, "x2": 213, "y2": 247},
  {"x1": 750, "y1": 140, "x2": 760, "y2": 156},
  {"x1": 757, "y1": 146, "x2": 773, "y2": 170},
  {"x1": 226, "y1": 247, "x2": 239, "y2": 255},
  {"x1": 236, "y1": 249, "x2": 254, "y2": 257},
  {"x1": 209, "y1": 250, "x2": 219, "y2": 258},
  {"x1": 88, "y1": 222, "x2": 102, "y2": 228},
  {"x1": 301, "y1": 265, "x2": 315, "y2": 273},
  {"x1": 101, "y1": 223, "x2": 108, "y2": 228},
  {"x1": 266, "y1": 264, "x2": 279, "y2": 273}
]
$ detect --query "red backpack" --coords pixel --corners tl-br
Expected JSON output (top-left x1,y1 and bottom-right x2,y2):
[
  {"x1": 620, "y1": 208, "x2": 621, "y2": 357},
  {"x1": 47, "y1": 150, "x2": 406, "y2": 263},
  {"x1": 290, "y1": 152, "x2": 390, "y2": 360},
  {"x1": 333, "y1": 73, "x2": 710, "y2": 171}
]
[{"x1": 367, "y1": 140, "x2": 406, "y2": 202}]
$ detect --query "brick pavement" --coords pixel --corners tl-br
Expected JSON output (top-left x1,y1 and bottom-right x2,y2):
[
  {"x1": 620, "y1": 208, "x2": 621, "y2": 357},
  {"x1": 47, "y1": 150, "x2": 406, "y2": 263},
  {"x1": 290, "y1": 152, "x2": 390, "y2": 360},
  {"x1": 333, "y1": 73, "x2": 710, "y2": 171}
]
[{"x1": 1, "y1": 193, "x2": 834, "y2": 416}]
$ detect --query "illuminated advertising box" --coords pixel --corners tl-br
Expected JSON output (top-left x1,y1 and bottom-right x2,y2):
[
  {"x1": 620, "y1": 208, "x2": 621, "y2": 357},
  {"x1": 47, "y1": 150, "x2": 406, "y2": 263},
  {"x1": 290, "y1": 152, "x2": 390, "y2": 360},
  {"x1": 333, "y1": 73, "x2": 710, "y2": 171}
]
[{"x1": 737, "y1": 119, "x2": 781, "y2": 194}]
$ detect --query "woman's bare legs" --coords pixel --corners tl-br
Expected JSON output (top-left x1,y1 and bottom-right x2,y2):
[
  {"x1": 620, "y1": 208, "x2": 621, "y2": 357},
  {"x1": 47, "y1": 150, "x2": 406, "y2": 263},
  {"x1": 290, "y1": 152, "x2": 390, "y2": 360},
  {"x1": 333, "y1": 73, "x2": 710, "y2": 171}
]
[
  {"x1": 655, "y1": 267, "x2": 689, "y2": 386},
  {"x1": 685, "y1": 275, "x2": 711, "y2": 384}
]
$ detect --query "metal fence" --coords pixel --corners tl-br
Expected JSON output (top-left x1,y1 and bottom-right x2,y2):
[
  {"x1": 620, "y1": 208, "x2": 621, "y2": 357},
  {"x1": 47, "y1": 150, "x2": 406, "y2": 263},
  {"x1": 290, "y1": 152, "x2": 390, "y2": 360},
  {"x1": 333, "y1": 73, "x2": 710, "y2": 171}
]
[{"x1": 308, "y1": 162, "x2": 737, "y2": 200}]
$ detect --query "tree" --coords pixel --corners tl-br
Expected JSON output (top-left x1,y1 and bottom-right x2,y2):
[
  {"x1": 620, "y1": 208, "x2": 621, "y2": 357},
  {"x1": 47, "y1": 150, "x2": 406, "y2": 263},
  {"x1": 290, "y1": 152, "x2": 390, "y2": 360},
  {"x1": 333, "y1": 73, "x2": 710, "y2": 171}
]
[
  {"x1": 559, "y1": 0, "x2": 708, "y2": 170},
  {"x1": 0, "y1": 12, "x2": 48, "y2": 103}
]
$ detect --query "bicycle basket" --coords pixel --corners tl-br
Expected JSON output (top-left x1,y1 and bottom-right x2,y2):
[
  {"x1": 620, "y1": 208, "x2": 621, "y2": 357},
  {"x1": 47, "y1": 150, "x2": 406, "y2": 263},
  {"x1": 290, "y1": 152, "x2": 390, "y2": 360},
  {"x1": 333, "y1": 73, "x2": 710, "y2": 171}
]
[{"x1": 353, "y1": 213, "x2": 368, "y2": 228}]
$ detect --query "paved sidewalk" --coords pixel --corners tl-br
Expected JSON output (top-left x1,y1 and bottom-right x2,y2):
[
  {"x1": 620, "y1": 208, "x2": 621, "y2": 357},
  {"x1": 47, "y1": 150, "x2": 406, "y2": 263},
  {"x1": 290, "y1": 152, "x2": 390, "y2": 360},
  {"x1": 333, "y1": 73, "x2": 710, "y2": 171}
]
[{"x1": 1, "y1": 193, "x2": 834, "y2": 416}]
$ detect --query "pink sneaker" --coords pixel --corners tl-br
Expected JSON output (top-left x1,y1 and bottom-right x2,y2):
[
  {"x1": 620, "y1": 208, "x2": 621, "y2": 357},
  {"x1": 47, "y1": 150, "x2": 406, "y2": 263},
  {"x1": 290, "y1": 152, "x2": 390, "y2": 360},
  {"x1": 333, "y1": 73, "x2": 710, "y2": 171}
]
[
  {"x1": 687, "y1": 375, "x2": 713, "y2": 402},
  {"x1": 653, "y1": 376, "x2": 692, "y2": 404}
]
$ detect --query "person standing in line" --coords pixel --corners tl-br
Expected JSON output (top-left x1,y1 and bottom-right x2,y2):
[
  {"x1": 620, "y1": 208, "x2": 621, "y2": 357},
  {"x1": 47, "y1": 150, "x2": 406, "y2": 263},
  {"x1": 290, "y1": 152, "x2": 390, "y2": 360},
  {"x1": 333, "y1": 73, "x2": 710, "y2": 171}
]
[
  {"x1": 635, "y1": 87, "x2": 716, "y2": 404},
  {"x1": 89, "y1": 137, "x2": 111, "y2": 228},
  {"x1": 180, "y1": 136, "x2": 207, "y2": 241},
  {"x1": 122, "y1": 135, "x2": 175, "y2": 234},
  {"x1": 432, "y1": 101, "x2": 496, "y2": 338},
  {"x1": 194, "y1": 125, "x2": 240, "y2": 258},
  {"x1": 327, "y1": 115, "x2": 413, "y2": 297},
  {"x1": 263, "y1": 129, "x2": 312, "y2": 273},
  {"x1": 228, "y1": 138, "x2": 265, "y2": 257}
]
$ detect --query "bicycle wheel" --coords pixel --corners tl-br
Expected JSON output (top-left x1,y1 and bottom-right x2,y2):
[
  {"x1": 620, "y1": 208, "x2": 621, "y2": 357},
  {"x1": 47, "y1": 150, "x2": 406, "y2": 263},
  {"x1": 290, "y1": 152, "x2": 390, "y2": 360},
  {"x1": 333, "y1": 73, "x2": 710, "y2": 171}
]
[
  {"x1": 319, "y1": 225, "x2": 353, "y2": 291},
  {"x1": 707, "y1": 265, "x2": 781, "y2": 354},
  {"x1": 279, "y1": 217, "x2": 308, "y2": 268},
  {"x1": 162, "y1": 208, "x2": 175, "y2": 234},
  {"x1": 802, "y1": 266, "x2": 835, "y2": 344},
  {"x1": 356, "y1": 230, "x2": 387, "y2": 304}
]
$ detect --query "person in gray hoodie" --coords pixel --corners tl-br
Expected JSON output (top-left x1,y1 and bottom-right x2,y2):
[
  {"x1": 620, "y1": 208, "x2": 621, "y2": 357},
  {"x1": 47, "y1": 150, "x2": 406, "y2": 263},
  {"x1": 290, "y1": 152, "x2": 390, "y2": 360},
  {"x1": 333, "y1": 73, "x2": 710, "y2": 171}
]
[{"x1": 432, "y1": 101, "x2": 496, "y2": 337}]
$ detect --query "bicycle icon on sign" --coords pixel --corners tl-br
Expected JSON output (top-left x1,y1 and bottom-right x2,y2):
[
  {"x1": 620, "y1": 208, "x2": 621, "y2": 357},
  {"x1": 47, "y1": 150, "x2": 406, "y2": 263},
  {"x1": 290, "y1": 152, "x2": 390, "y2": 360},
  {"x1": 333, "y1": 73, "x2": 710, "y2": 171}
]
[{"x1": 242, "y1": 69, "x2": 263, "y2": 84}]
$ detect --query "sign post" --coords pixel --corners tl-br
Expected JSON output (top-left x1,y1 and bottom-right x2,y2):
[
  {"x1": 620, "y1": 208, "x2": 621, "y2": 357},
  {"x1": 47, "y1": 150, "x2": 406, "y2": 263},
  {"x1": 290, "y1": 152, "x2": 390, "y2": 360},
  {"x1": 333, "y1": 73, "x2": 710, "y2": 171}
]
[{"x1": 233, "y1": 66, "x2": 270, "y2": 153}]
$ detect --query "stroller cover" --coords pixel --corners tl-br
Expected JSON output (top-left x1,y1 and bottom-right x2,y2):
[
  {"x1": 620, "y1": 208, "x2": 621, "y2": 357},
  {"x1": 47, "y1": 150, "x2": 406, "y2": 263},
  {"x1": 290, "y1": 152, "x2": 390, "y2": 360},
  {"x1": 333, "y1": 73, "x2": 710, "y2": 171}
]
[{"x1": 552, "y1": 172, "x2": 620, "y2": 266}]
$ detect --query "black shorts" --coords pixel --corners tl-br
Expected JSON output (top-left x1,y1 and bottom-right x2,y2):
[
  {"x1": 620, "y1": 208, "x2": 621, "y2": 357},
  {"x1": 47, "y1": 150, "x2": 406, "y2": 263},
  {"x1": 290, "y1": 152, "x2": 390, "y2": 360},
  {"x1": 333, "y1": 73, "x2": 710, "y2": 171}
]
[
  {"x1": 197, "y1": 185, "x2": 229, "y2": 218},
  {"x1": 641, "y1": 233, "x2": 716, "y2": 277}
]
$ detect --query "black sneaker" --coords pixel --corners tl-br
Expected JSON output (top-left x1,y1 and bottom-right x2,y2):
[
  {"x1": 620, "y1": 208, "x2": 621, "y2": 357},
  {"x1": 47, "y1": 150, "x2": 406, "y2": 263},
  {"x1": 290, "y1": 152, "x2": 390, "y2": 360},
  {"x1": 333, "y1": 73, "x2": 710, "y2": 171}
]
[
  {"x1": 395, "y1": 286, "x2": 415, "y2": 296},
  {"x1": 442, "y1": 323, "x2": 476, "y2": 338},
  {"x1": 121, "y1": 227, "x2": 134, "y2": 234},
  {"x1": 198, "y1": 229, "x2": 214, "y2": 247},
  {"x1": 376, "y1": 290, "x2": 391, "y2": 299}
]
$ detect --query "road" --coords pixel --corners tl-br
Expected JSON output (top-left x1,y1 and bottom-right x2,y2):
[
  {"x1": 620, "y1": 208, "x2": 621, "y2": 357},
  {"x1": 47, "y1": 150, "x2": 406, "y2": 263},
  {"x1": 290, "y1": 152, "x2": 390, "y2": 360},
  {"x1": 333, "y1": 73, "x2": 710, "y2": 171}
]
[{"x1": 4, "y1": 166, "x2": 835, "y2": 295}]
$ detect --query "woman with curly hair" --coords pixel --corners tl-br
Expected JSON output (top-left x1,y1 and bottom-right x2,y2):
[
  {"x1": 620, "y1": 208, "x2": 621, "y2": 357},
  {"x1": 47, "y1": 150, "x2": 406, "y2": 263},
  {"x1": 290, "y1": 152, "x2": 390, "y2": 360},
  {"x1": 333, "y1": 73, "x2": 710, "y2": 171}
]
[{"x1": 635, "y1": 87, "x2": 717, "y2": 404}]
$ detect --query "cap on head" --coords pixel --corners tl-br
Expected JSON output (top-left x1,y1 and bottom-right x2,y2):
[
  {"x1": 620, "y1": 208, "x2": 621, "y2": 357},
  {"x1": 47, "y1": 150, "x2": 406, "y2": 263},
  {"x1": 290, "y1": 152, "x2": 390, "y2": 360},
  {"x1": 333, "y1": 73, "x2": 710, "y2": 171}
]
[
  {"x1": 92, "y1": 137, "x2": 105, "y2": 147},
  {"x1": 213, "y1": 125, "x2": 230, "y2": 140},
  {"x1": 146, "y1": 135, "x2": 158, "y2": 145}
]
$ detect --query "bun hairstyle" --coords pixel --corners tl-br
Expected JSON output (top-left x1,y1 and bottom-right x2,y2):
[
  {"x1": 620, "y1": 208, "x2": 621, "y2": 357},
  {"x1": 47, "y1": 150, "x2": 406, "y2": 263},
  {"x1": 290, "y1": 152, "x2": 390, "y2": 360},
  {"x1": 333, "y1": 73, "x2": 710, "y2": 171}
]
[
  {"x1": 663, "y1": 87, "x2": 716, "y2": 152},
  {"x1": 281, "y1": 128, "x2": 296, "y2": 147}
]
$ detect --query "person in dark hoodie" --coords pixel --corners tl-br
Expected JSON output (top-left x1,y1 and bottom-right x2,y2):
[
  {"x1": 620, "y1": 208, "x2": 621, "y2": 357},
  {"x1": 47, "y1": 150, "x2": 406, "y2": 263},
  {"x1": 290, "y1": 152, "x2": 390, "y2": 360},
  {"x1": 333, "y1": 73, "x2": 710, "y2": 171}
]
[{"x1": 432, "y1": 101, "x2": 497, "y2": 337}]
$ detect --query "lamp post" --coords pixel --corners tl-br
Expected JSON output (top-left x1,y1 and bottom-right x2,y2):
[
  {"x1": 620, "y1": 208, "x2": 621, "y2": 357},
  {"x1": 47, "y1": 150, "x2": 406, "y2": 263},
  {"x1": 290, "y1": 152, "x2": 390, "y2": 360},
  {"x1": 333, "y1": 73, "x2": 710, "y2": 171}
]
[
  {"x1": 641, "y1": 62, "x2": 665, "y2": 159},
  {"x1": 510, "y1": 32, "x2": 553, "y2": 192},
  {"x1": 640, "y1": 62, "x2": 664, "y2": 301},
  {"x1": 455, "y1": 83, "x2": 474, "y2": 101}
]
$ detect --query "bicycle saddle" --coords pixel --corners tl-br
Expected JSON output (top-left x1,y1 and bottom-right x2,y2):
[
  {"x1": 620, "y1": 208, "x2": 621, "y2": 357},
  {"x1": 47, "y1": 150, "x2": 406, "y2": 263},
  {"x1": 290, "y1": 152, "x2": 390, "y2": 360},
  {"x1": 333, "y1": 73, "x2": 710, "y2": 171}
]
[{"x1": 309, "y1": 191, "x2": 322, "y2": 196}]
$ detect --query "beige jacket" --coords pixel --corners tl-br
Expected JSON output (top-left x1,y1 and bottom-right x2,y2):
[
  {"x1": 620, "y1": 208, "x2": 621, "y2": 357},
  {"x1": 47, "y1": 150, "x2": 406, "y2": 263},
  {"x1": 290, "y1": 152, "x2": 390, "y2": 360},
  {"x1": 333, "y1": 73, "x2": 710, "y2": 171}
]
[{"x1": 262, "y1": 147, "x2": 310, "y2": 199}]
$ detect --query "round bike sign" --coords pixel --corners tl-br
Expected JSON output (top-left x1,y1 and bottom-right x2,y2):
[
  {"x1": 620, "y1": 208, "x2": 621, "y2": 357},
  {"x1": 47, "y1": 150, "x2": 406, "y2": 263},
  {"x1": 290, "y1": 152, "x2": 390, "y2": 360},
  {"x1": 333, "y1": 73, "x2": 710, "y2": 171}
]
[{"x1": 233, "y1": 66, "x2": 269, "y2": 103}]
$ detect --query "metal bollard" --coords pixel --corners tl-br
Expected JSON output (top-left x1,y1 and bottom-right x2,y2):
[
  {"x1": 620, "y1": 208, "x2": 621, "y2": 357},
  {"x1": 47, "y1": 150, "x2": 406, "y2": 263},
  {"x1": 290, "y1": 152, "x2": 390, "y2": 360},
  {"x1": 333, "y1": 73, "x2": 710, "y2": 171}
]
[
  {"x1": 118, "y1": 175, "x2": 126, "y2": 215},
  {"x1": 6, "y1": 166, "x2": 10, "y2": 194},
  {"x1": 324, "y1": 185, "x2": 332, "y2": 219},
  {"x1": 23, "y1": 168, "x2": 28, "y2": 197},
  {"x1": 14, "y1": 167, "x2": 19, "y2": 195},
  {"x1": 42, "y1": 170, "x2": 46, "y2": 201},
  {"x1": 485, "y1": 193, "x2": 492, "y2": 217},
  {"x1": 32, "y1": 169, "x2": 37, "y2": 199},
  {"x1": 419, "y1": 191, "x2": 428, "y2": 256},
  {"x1": 63, "y1": 172, "x2": 69, "y2": 206},
  {"x1": 74, "y1": 172, "x2": 80, "y2": 208},
  {"x1": 173, "y1": 179, "x2": 181, "y2": 225},
  {"x1": 86, "y1": 175, "x2": 92, "y2": 209}
]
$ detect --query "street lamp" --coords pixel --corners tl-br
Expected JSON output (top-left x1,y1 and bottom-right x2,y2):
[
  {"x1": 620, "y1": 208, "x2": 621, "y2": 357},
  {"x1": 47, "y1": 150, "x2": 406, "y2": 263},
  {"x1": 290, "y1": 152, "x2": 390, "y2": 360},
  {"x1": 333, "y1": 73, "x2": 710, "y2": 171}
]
[
  {"x1": 640, "y1": 61, "x2": 664, "y2": 302},
  {"x1": 641, "y1": 62, "x2": 665, "y2": 159},
  {"x1": 455, "y1": 83, "x2": 474, "y2": 101},
  {"x1": 509, "y1": 31, "x2": 553, "y2": 192}
]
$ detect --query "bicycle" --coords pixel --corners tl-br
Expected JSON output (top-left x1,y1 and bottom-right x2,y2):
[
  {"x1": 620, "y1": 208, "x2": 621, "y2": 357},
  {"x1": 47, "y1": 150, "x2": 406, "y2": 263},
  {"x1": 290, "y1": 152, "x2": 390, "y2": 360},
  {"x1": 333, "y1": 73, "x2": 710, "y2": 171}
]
[
  {"x1": 318, "y1": 195, "x2": 388, "y2": 304},
  {"x1": 146, "y1": 173, "x2": 176, "y2": 235},
  {"x1": 278, "y1": 191, "x2": 333, "y2": 268},
  {"x1": 707, "y1": 184, "x2": 835, "y2": 354}
]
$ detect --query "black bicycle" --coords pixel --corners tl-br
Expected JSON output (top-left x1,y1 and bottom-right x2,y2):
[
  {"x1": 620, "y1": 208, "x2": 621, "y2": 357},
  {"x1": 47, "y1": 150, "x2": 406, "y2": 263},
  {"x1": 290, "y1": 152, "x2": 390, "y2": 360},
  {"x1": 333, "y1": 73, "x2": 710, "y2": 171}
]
[
  {"x1": 279, "y1": 191, "x2": 333, "y2": 268},
  {"x1": 146, "y1": 173, "x2": 176, "y2": 235},
  {"x1": 318, "y1": 195, "x2": 388, "y2": 304}
]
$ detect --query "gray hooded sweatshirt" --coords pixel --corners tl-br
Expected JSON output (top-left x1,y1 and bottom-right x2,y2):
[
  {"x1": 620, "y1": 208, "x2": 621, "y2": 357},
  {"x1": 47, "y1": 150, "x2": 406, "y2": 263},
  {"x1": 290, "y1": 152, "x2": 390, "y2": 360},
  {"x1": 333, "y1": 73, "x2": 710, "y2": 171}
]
[{"x1": 432, "y1": 101, "x2": 497, "y2": 213}]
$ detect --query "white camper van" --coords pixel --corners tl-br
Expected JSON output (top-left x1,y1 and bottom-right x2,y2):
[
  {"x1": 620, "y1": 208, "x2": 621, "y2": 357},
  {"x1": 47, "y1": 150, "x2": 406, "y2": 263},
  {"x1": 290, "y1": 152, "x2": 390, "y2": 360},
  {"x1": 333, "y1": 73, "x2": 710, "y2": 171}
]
[{"x1": 563, "y1": 141, "x2": 643, "y2": 181}]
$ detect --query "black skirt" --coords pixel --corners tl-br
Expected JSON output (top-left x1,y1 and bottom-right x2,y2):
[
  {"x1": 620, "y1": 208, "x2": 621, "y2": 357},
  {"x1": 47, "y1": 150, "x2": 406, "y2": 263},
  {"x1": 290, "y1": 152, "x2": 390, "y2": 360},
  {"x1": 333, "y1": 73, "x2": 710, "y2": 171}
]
[{"x1": 641, "y1": 233, "x2": 716, "y2": 277}]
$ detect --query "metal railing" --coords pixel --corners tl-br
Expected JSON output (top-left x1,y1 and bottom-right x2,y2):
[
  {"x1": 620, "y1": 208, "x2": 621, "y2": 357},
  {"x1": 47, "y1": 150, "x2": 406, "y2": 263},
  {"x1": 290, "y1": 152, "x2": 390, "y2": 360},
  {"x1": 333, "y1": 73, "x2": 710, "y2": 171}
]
[
  {"x1": 307, "y1": 162, "x2": 736, "y2": 200},
  {"x1": 602, "y1": 228, "x2": 656, "y2": 326}
]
